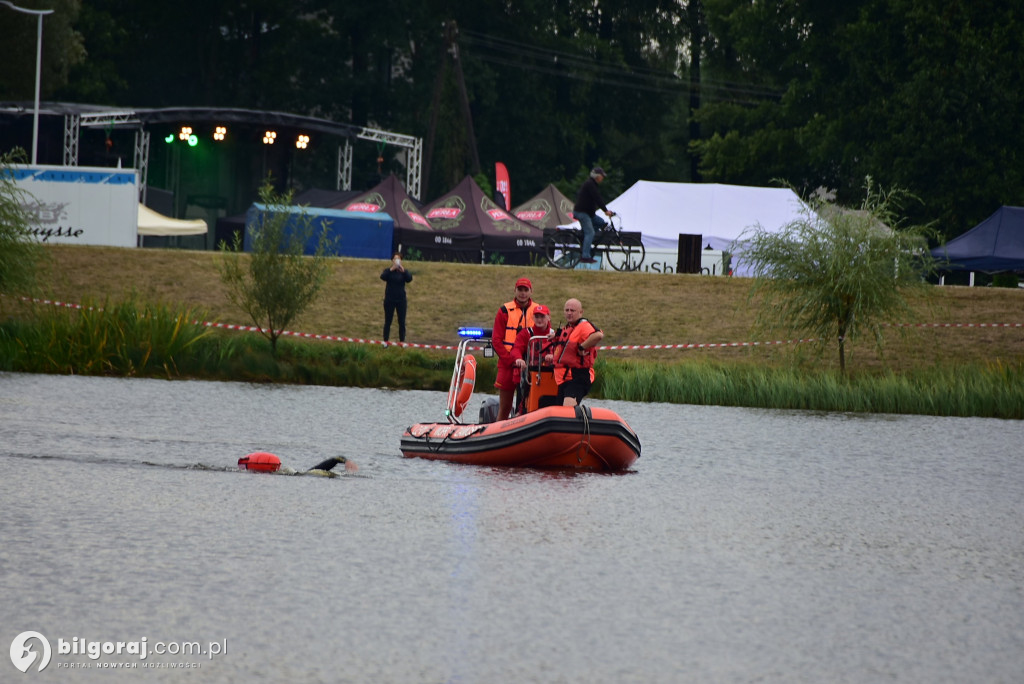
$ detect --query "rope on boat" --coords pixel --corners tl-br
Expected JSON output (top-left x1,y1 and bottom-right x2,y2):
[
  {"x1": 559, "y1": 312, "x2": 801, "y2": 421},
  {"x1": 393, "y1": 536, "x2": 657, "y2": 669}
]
[
  {"x1": 575, "y1": 404, "x2": 592, "y2": 465},
  {"x1": 574, "y1": 404, "x2": 613, "y2": 470},
  {"x1": 409, "y1": 422, "x2": 485, "y2": 454}
]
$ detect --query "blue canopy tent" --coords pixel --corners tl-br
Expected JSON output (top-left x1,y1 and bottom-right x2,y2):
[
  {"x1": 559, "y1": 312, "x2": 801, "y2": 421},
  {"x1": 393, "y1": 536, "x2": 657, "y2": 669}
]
[
  {"x1": 932, "y1": 206, "x2": 1024, "y2": 272},
  {"x1": 244, "y1": 204, "x2": 393, "y2": 259}
]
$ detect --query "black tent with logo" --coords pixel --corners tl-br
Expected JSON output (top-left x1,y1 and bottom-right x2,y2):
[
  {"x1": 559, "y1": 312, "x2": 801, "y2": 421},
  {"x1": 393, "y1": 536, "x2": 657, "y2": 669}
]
[
  {"x1": 331, "y1": 174, "x2": 435, "y2": 257},
  {"x1": 423, "y1": 176, "x2": 545, "y2": 264},
  {"x1": 512, "y1": 183, "x2": 576, "y2": 229}
]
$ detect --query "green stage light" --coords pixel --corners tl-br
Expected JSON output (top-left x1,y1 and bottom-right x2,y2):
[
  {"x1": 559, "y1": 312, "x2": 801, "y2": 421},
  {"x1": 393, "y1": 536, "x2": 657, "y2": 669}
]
[{"x1": 164, "y1": 134, "x2": 174, "y2": 143}]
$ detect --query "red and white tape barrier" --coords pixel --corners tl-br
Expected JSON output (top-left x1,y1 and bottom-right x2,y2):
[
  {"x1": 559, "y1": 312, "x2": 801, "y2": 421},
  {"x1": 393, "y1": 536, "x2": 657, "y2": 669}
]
[{"x1": 10, "y1": 296, "x2": 1023, "y2": 353}]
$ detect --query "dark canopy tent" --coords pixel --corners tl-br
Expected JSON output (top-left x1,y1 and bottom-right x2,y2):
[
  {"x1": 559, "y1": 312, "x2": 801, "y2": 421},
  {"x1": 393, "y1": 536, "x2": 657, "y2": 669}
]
[
  {"x1": 512, "y1": 183, "x2": 576, "y2": 228},
  {"x1": 332, "y1": 174, "x2": 434, "y2": 257},
  {"x1": 932, "y1": 206, "x2": 1024, "y2": 272},
  {"x1": 423, "y1": 176, "x2": 545, "y2": 264}
]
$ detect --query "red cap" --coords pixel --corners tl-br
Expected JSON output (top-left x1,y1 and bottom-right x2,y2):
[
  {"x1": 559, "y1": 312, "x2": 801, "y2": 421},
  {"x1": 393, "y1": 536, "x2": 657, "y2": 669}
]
[
  {"x1": 515, "y1": 277, "x2": 532, "y2": 290},
  {"x1": 534, "y1": 304, "x2": 550, "y2": 316}
]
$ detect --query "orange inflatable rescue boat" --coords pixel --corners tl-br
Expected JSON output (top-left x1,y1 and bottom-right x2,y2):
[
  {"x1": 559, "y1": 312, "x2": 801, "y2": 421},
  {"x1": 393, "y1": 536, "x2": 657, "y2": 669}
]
[{"x1": 400, "y1": 328, "x2": 640, "y2": 472}]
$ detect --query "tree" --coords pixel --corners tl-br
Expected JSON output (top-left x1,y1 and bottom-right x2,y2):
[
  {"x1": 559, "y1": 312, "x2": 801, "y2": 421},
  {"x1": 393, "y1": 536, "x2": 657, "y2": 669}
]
[
  {"x1": 0, "y1": 148, "x2": 46, "y2": 298},
  {"x1": 693, "y1": 0, "x2": 1024, "y2": 239},
  {"x1": 0, "y1": 0, "x2": 85, "y2": 101},
  {"x1": 741, "y1": 180, "x2": 938, "y2": 373},
  {"x1": 217, "y1": 178, "x2": 333, "y2": 353}
]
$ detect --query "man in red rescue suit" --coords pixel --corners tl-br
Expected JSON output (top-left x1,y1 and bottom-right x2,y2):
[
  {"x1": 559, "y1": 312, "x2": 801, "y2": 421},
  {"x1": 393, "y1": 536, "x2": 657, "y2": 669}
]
[
  {"x1": 553, "y1": 298, "x2": 604, "y2": 407},
  {"x1": 492, "y1": 277, "x2": 539, "y2": 421}
]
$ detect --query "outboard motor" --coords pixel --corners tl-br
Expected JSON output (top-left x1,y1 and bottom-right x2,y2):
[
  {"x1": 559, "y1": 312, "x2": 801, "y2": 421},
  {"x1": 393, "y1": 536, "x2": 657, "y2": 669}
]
[{"x1": 478, "y1": 396, "x2": 499, "y2": 424}]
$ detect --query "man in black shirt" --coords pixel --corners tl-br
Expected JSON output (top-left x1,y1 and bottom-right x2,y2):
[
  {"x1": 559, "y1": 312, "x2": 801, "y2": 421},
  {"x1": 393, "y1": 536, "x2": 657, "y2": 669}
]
[{"x1": 573, "y1": 167, "x2": 616, "y2": 264}]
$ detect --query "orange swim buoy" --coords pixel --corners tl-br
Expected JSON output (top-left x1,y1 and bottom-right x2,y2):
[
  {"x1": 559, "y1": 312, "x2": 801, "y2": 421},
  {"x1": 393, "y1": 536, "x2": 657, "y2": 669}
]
[
  {"x1": 238, "y1": 451, "x2": 281, "y2": 472},
  {"x1": 450, "y1": 354, "x2": 477, "y2": 418}
]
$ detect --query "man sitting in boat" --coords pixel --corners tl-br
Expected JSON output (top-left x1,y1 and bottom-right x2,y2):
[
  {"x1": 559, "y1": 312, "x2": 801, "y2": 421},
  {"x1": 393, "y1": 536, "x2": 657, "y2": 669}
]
[
  {"x1": 511, "y1": 304, "x2": 557, "y2": 414},
  {"x1": 552, "y1": 298, "x2": 604, "y2": 407}
]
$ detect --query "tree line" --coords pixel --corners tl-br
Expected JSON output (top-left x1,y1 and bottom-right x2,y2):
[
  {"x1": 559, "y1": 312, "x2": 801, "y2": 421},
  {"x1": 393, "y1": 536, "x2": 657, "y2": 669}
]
[{"x1": 1, "y1": 0, "x2": 1020, "y2": 239}]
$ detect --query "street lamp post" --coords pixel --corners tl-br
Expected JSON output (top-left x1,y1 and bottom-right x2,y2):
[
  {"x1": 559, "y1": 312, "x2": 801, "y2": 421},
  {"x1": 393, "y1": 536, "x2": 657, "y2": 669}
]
[{"x1": 1, "y1": 1, "x2": 55, "y2": 165}]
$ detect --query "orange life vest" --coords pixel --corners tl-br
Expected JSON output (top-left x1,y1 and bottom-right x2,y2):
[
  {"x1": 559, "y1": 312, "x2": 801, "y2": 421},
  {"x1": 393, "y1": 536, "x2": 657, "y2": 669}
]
[
  {"x1": 554, "y1": 318, "x2": 598, "y2": 383},
  {"x1": 499, "y1": 299, "x2": 537, "y2": 351}
]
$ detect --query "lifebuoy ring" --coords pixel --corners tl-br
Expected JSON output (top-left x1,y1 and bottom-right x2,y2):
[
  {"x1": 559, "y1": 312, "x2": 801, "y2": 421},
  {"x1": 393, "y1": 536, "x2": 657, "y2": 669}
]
[{"x1": 449, "y1": 354, "x2": 477, "y2": 418}]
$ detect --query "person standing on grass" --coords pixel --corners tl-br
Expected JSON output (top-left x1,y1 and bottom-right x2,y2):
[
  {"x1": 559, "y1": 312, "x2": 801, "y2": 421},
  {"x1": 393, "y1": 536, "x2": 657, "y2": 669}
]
[
  {"x1": 492, "y1": 277, "x2": 539, "y2": 421},
  {"x1": 573, "y1": 167, "x2": 616, "y2": 264},
  {"x1": 381, "y1": 251, "x2": 412, "y2": 346},
  {"x1": 552, "y1": 298, "x2": 603, "y2": 407}
]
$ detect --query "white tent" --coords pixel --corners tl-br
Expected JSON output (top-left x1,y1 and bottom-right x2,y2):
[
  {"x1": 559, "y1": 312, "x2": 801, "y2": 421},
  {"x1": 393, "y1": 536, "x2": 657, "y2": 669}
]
[
  {"x1": 137, "y1": 204, "x2": 208, "y2": 237},
  {"x1": 606, "y1": 181, "x2": 808, "y2": 275}
]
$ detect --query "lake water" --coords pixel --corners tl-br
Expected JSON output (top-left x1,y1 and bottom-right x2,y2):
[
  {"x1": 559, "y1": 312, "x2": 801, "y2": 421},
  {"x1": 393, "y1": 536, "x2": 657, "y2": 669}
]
[{"x1": 2, "y1": 372, "x2": 1022, "y2": 683}]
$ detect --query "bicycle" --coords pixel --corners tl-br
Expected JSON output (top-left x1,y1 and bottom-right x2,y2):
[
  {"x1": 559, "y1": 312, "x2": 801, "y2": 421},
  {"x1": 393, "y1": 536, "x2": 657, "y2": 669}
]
[{"x1": 543, "y1": 214, "x2": 646, "y2": 271}]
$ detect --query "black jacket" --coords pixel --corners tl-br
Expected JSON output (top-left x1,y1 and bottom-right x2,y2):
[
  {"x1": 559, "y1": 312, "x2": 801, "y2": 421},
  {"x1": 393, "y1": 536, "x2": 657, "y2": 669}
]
[
  {"x1": 574, "y1": 177, "x2": 609, "y2": 216},
  {"x1": 381, "y1": 268, "x2": 412, "y2": 301}
]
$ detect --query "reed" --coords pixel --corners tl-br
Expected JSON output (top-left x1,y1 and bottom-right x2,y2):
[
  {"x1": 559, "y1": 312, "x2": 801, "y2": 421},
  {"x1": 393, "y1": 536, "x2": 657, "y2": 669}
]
[
  {"x1": 0, "y1": 298, "x2": 213, "y2": 377},
  {"x1": 169, "y1": 333, "x2": 460, "y2": 390},
  {"x1": 595, "y1": 358, "x2": 1024, "y2": 419}
]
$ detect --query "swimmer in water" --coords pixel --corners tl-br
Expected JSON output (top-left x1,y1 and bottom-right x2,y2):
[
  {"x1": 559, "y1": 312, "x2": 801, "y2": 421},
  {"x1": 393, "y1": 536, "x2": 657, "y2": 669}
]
[
  {"x1": 238, "y1": 454, "x2": 358, "y2": 476},
  {"x1": 302, "y1": 456, "x2": 358, "y2": 477}
]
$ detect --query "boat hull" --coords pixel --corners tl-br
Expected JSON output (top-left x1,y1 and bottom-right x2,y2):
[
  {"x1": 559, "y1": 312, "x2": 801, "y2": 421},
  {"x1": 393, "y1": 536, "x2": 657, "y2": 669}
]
[{"x1": 401, "y1": 405, "x2": 641, "y2": 472}]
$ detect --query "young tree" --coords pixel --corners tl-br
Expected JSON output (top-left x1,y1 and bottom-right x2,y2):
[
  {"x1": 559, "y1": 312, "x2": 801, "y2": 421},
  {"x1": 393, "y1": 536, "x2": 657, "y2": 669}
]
[
  {"x1": 0, "y1": 148, "x2": 46, "y2": 298},
  {"x1": 217, "y1": 178, "x2": 333, "y2": 353},
  {"x1": 741, "y1": 180, "x2": 938, "y2": 373}
]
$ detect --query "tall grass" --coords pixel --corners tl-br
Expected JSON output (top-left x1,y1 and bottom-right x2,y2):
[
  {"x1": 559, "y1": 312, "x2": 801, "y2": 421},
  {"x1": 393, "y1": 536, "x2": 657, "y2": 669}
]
[
  {"x1": 0, "y1": 298, "x2": 213, "y2": 377},
  {"x1": 596, "y1": 358, "x2": 1024, "y2": 419}
]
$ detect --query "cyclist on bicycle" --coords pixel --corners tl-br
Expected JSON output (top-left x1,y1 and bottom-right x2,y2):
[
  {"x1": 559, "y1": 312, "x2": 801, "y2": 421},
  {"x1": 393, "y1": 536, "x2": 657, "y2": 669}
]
[{"x1": 573, "y1": 166, "x2": 616, "y2": 264}]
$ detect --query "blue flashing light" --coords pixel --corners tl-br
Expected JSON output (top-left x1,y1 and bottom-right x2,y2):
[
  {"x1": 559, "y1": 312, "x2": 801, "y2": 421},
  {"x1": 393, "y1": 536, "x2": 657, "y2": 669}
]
[{"x1": 458, "y1": 327, "x2": 490, "y2": 339}]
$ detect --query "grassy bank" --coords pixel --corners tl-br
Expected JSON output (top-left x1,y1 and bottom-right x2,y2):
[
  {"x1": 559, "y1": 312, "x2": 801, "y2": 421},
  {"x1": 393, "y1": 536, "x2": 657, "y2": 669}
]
[{"x1": 2, "y1": 244, "x2": 1023, "y2": 418}]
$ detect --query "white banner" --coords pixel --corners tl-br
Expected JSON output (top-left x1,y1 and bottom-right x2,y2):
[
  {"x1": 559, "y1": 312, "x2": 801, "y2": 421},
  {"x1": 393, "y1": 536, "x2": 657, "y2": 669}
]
[
  {"x1": 602, "y1": 246, "x2": 729, "y2": 275},
  {"x1": 11, "y1": 165, "x2": 139, "y2": 247}
]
